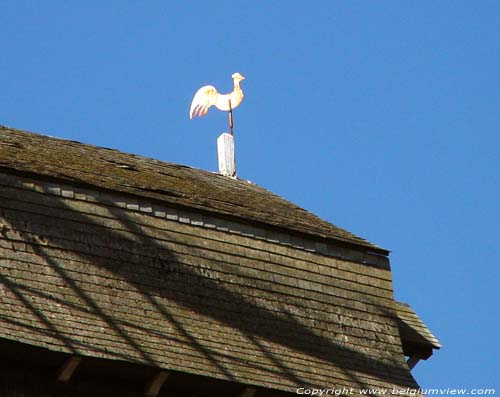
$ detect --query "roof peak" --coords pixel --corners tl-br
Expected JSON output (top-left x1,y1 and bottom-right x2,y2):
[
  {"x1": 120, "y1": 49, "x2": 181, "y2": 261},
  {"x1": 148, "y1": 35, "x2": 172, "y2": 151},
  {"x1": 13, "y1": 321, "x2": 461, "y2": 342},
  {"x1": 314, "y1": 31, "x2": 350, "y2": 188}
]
[{"x1": 0, "y1": 125, "x2": 387, "y2": 255}]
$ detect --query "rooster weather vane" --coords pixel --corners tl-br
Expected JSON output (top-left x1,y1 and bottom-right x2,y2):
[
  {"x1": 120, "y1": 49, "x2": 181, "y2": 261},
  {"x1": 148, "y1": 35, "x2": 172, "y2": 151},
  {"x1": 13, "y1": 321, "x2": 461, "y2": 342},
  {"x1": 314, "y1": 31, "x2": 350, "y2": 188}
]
[{"x1": 189, "y1": 72, "x2": 245, "y2": 136}]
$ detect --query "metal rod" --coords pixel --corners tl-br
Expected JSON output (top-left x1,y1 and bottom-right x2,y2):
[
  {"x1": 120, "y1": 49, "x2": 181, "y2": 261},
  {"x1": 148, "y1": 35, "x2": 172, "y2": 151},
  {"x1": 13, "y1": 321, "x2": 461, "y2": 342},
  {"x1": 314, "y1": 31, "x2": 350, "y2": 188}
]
[
  {"x1": 227, "y1": 99, "x2": 236, "y2": 177},
  {"x1": 228, "y1": 100, "x2": 234, "y2": 136}
]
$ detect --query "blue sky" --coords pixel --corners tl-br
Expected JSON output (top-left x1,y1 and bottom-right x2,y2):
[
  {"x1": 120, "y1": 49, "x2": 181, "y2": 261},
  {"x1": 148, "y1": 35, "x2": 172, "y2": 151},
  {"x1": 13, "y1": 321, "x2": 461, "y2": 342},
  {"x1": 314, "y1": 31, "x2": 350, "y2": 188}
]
[{"x1": 1, "y1": 1, "x2": 498, "y2": 392}]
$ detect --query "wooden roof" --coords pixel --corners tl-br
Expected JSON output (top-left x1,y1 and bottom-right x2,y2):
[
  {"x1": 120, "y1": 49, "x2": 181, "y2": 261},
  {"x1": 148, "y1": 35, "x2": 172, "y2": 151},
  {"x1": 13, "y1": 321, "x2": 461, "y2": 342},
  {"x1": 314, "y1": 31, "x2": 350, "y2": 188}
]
[
  {"x1": 396, "y1": 302, "x2": 441, "y2": 359},
  {"x1": 0, "y1": 126, "x2": 423, "y2": 395},
  {"x1": 0, "y1": 125, "x2": 386, "y2": 255}
]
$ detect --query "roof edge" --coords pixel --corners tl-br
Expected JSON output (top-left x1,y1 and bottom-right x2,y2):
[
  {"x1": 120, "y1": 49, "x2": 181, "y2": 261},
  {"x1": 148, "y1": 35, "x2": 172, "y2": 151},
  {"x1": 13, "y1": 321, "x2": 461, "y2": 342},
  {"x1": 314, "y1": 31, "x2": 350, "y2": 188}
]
[
  {"x1": 0, "y1": 125, "x2": 389, "y2": 256},
  {"x1": 0, "y1": 168, "x2": 391, "y2": 268}
]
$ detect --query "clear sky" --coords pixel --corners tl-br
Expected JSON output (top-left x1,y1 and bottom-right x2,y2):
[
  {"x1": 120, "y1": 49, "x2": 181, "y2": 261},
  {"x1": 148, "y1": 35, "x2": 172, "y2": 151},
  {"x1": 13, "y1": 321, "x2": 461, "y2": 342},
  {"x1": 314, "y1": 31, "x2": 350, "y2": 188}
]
[{"x1": 1, "y1": 1, "x2": 498, "y2": 393}]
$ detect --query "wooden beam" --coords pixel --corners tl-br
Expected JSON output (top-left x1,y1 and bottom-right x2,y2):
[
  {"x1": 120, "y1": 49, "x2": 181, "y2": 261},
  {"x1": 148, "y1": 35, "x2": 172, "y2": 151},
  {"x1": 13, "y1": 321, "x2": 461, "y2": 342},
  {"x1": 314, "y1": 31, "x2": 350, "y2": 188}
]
[
  {"x1": 238, "y1": 387, "x2": 257, "y2": 397},
  {"x1": 407, "y1": 352, "x2": 424, "y2": 370},
  {"x1": 57, "y1": 356, "x2": 82, "y2": 382},
  {"x1": 144, "y1": 371, "x2": 170, "y2": 397}
]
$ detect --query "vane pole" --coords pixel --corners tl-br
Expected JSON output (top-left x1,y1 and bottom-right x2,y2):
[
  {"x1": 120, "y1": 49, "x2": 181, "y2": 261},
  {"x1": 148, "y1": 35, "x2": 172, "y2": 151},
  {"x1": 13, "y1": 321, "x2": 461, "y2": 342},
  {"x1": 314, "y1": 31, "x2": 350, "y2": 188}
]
[
  {"x1": 218, "y1": 99, "x2": 236, "y2": 178},
  {"x1": 228, "y1": 100, "x2": 234, "y2": 136}
]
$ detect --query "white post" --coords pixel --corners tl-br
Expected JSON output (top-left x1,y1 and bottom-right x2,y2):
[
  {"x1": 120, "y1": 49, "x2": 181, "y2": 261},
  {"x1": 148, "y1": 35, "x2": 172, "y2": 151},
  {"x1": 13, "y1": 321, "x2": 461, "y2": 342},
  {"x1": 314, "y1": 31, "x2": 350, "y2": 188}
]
[{"x1": 217, "y1": 132, "x2": 236, "y2": 177}]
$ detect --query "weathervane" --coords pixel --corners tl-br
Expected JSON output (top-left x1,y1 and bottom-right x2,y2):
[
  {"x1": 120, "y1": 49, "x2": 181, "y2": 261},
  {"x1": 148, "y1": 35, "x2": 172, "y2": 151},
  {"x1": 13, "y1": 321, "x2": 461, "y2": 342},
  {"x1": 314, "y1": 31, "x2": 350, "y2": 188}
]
[
  {"x1": 189, "y1": 72, "x2": 245, "y2": 136},
  {"x1": 189, "y1": 73, "x2": 246, "y2": 178}
]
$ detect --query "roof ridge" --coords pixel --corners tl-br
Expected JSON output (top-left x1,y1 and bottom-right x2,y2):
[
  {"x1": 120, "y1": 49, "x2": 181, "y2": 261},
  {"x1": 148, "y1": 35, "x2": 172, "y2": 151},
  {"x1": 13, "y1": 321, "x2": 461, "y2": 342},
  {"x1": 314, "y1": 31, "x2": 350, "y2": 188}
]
[{"x1": 0, "y1": 125, "x2": 387, "y2": 254}]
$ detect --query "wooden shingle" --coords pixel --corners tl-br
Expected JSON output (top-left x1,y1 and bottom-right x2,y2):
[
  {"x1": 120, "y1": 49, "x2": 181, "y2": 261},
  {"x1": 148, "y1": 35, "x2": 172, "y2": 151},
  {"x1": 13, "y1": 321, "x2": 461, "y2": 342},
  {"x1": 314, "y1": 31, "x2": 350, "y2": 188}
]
[
  {"x1": 0, "y1": 126, "x2": 431, "y2": 395},
  {"x1": 0, "y1": 126, "x2": 385, "y2": 255}
]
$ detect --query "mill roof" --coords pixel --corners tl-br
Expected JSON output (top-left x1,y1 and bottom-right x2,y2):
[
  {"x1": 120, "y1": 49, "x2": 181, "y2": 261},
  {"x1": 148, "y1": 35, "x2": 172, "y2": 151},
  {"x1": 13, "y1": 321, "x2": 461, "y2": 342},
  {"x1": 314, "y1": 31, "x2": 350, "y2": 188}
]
[
  {"x1": 0, "y1": 125, "x2": 432, "y2": 395},
  {"x1": 0, "y1": 125, "x2": 385, "y2": 256}
]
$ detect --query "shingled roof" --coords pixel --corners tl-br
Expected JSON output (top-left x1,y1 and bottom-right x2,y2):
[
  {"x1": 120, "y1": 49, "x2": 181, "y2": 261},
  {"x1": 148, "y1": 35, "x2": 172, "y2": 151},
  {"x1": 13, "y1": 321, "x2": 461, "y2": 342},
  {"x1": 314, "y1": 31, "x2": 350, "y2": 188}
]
[
  {"x1": 0, "y1": 125, "x2": 430, "y2": 395},
  {"x1": 396, "y1": 302, "x2": 441, "y2": 359},
  {"x1": 0, "y1": 126, "x2": 385, "y2": 255}
]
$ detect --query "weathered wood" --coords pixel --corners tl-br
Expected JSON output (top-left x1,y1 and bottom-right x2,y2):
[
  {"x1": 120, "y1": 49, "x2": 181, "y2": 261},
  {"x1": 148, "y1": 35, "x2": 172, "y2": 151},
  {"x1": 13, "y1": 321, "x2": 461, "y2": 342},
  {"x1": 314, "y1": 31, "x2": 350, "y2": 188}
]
[
  {"x1": 144, "y1": 371, "x2": 170, "y2": 397},
  {"x1": 217, "y1": 132, "x2": 236, "y2": 177},
  {"x1": 0, "y1": 126, "x2": 425, "y2": 392},
  {"x1": 0, "y1": 179, "x2": 393, "y2": 272},
  {"x1": 0, "y1": 200, "x2": 395, "y2": 303},
  {"x1": 395, "y1": 302, "x2": 441, "y2": 352},
  {"x1": 57, "y1": 356, "x2": 82, "y2": 382},
  {"x1": 407, "y1": 353, "x2": 424, "y2": 370},
  {"x1": 0, "y1": 126, "x2": 389, "y2": 254}
]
